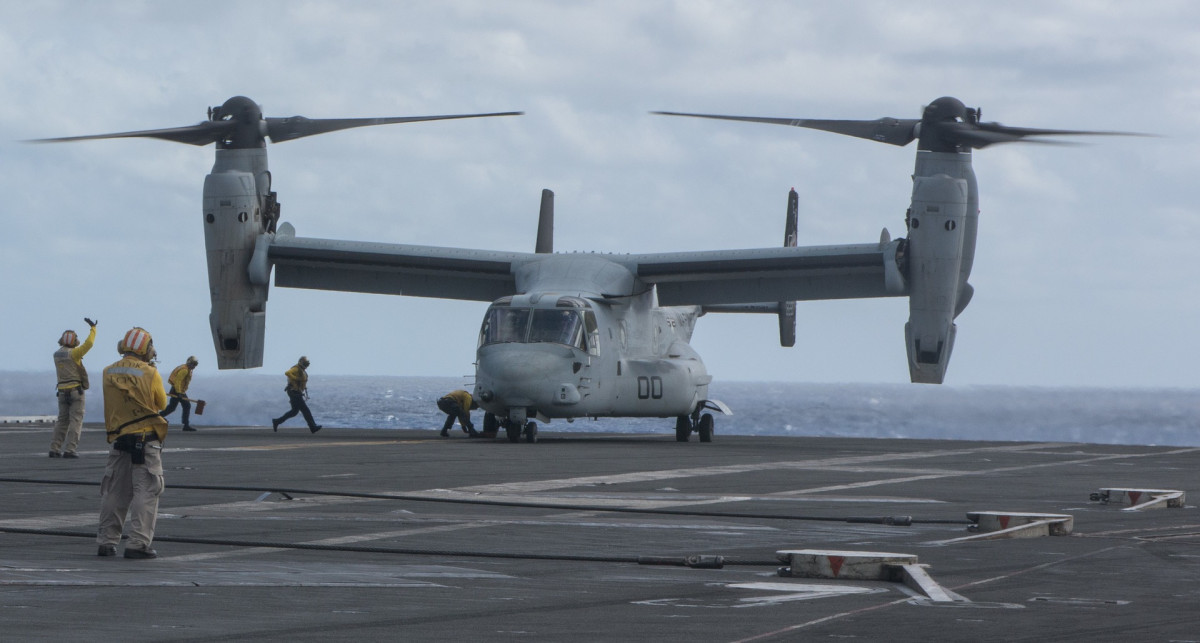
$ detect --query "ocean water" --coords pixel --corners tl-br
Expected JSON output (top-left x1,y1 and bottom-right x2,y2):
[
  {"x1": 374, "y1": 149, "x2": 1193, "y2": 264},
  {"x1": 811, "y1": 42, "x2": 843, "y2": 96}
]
[{"x1": 2, "y1": 371, "x2": 1197, "y2": 447}]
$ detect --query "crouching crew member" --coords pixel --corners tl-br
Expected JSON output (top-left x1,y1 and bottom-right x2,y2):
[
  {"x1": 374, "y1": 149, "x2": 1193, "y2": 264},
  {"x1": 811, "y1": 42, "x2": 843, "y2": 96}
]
[
  {"x1": 97, "y1": 327, "x2": 168, "y2": 560},
  {"x1": 160, "y1": 356, "x2": 199, "y2": 431},
  {"x1": 437, "y1": 389, "x2": 479, "y2": 437},
  {"x1": 272, "y1": 356, "x2": 322, "y2": 433},
  {"x1": 50, "y1": 318, "x2": 97, "y2": 458}
]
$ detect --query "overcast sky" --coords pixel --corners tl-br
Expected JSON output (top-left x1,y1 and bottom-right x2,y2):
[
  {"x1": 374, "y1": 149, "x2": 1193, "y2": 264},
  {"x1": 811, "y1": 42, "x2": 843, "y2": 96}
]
[{"x1": 2, "y1": 1, "x2": 1197, "y2": 388}]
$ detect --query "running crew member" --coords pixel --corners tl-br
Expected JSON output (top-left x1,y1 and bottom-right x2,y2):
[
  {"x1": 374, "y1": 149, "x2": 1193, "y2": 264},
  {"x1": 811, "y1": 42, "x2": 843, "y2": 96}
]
[{"x1": 159, "y1": 356, "x2": 199, "y2": 431}]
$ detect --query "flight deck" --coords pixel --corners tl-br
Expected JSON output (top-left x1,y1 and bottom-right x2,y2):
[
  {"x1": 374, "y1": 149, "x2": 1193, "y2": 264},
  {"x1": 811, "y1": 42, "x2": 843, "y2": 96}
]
[{"x1": 1, "y1": 421, "x2": 1197, "y2": 641}]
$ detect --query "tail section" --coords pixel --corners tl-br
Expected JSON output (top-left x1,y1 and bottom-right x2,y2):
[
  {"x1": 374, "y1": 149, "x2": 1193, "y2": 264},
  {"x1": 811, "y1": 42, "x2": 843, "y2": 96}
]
[
  {"x1": 778, "y1": 188, "x2": 799, "y2": 347},
  {"x1": 702, "y1": 188, "x2": 798, "y2": 348},
  {"x1": 535, "y1": 189, "x2": 554, "y2": 254}
]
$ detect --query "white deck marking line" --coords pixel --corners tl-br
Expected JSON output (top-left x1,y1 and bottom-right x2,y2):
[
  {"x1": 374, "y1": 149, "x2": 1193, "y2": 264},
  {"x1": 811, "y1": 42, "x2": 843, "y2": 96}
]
[
  {"x1": 399, "y1": 490, "x2": 764, "y2": 512},
  {"x1": 0, "y1": 511, "x2": 101, "y2": 530},
  {"x1": 0, "y1": 496, "x2": 380, "y2": 530},
  {"x1": 0, "y1": 439, "x2": 425, "y2": 460},
  {"x1": 772, "y1": 447, "x2": 1200, "y2": 496},
  {"x1": 445, "y1": 443, "x2": 1077, "y2": 495},
  {"x1": 166, "y1": 522, "x2": 495, "y2": 562}
]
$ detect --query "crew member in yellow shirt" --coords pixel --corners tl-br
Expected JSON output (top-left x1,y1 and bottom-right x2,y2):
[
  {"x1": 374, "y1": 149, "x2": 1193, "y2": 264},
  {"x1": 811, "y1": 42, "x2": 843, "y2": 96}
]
[
  {"x1": 159, "y1": 356, "x2": 199, "y2": 431},
  {"x1": 437, "y1": 389, "x2": 479, "y2": 437},
  {"x1": 272, "y1": 356, "x2": 322, "y2": 433},
  {"x1": 96, "y1": 327, "x2": 168, "y2": 559},
  {"x1": 51, "y1": 317, "x2": 97, "y2": 458}
]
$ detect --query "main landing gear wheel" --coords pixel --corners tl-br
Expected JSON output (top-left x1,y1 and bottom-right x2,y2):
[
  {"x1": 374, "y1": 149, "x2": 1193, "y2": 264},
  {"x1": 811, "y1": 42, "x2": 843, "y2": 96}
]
[
  {"x1": 697, "y1": 413, "x2": 714, "y2": 443},
  {"x1": 505, "y1": 420, "x2": 521, "y2": 443},
  {"x1": 524, "y1": 421, "x2": 538, "y2": 443},
  {"x1": 675, "y1": 415, "x2": 691, "y2": 442}
]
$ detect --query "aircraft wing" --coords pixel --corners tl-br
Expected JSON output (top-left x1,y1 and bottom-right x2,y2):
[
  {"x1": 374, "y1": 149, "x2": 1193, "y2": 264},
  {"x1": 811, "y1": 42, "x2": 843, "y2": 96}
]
[
  {"x1": 268, "y1": 235, "x2": 906, "y2": 305},
  {"x1": 625, "y1": 242, "x2": 906, "y2": 306},
  {"x1": 267, "y1": 235, "x2": 530, "y2": 302}
]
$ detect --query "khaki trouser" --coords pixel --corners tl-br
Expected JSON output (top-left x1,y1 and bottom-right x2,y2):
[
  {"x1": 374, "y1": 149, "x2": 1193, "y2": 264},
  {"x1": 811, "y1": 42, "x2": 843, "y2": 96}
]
[
  {"x1": 51, "y1": 387, "x2": 85, "y2": 454},
  {"x1": 96, "y1": 442, "x2": 164, "y2": 552}
]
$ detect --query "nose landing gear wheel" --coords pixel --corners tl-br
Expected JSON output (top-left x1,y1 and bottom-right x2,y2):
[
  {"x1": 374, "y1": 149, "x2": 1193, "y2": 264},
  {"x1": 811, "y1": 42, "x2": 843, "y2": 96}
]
[
  {"x1": 675, "y1": 415, "x2": 691, "y2": 442},
  {"x1": 524, "y1": 421, "x2": 538, "y2": 443},
  {"x1": 505, "y1": 420, "x2": 521, "y2": 443},
  {"x1": 697, "y1": 413, "x2": 714, "y2": 443}
]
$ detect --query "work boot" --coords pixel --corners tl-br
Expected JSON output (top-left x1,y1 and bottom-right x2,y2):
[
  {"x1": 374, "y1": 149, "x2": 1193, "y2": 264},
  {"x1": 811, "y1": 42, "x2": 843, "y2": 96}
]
[
  {"x1": 123, "y1": 547, "x2": 157, "y2": 559},
  {"x1": 63, "y1": 452, "x2": 79, "y2": 459},
  {"x1": 272, "y1": 418, "x2": 280, "y2": 432},
  {"x1": 309, "y1": 424, "x2": 322, "y2": 434},
  {"x1": 467, "y1": 426, "x2": 480, "y2": 438},
  {"x1": 183, "y1": 425, "x2": 196, "y2": 432},
  {"x1": 48, "y1": 451, "x2": 61, "y2": 458},
  {"x1": 97, "y1": 544, "x2": 116, "y2": 557},
  {"x1": 440, "y1": 428, "x2": 450, "y2": 437}
]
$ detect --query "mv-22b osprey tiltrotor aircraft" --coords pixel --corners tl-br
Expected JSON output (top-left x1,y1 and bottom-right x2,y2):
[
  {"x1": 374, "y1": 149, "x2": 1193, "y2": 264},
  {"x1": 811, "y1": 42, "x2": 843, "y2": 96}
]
[{"x1": 36, "y1": 96, "x2": 1130, "y2": 443}]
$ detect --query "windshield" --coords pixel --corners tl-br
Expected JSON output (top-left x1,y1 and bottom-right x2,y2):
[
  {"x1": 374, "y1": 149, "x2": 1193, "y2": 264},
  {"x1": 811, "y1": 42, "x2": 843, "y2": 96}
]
[
  {"x1": 480, "y1": 307, "x2": 531, "y2": 345},
  {"x1": 479, "y1": 305, "x2": 592, "y2": 351},
  {"x1": 529, "y1": 309, "x2": 583, "y2": 346}
]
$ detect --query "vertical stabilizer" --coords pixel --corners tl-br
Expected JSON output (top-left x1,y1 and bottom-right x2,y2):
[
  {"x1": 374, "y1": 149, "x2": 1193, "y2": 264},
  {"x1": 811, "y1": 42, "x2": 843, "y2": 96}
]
[
  {"x1": 535, "y1": 189, "x2": 554, "y2": 254},
  {"x1": 778, "y1": 188, "x2": 798, "y2": 347}
]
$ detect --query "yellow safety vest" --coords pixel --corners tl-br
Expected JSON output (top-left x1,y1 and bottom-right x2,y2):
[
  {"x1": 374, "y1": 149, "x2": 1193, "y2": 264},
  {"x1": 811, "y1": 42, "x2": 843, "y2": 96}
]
[
  {"x1": 54, "y1": 326, "x2": 95, "y2": 390},
  {"x1": 285, "y1": 365, "x2": 308, "y2": 393},
  {"x1": 103, "y1": 356, "x2": 168, "y2": 443},
  {"x1": 443, "y1": 389, "x2": 473, "y2": 409},
  {"x1": 168, "y1": 364, "x2": 192, "y2": 394}
]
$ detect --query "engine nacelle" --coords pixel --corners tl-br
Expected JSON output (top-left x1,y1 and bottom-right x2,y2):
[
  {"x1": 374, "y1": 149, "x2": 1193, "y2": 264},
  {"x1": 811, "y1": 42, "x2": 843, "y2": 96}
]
[
  {"x1": 203, "y1": 170, "x2": 268, "y2": 368},
  {"x1": 904, "y1": 173, "x2": 968, "y2": 384}
]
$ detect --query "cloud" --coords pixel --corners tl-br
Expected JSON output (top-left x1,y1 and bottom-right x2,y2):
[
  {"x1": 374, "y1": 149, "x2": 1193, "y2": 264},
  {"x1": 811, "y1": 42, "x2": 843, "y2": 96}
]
[{"x1": 2, "y1": 1, "x2": 1197, "y2": 387}]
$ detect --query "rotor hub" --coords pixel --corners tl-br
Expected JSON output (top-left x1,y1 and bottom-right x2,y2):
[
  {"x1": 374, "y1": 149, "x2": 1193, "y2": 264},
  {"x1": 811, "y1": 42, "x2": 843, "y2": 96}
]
[
  {"x1": 211, "y1": 96, "x2": 267, "y2": 149},
  {"x1": 922, "y1": 97, "x2": 970, "y2": 124}
]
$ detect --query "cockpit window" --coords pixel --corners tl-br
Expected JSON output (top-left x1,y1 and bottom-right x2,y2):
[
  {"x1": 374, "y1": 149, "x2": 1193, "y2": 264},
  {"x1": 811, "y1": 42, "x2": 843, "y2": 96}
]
[
  {"x1": 480, "y1": 307, "x2": 531, "y2": 345},
  {"x1": 479, "y1": 303, "x2": 594, "y2": 352},
  {"x1": 529, "y1": 309, "x2": 583, "y2": 346}
]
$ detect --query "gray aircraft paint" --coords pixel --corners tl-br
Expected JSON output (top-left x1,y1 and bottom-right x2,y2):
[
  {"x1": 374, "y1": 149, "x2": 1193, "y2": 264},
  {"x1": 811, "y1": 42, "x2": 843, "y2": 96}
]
[{"x1": 33, "y1": 96, "x2": 1134, "y2": 441}]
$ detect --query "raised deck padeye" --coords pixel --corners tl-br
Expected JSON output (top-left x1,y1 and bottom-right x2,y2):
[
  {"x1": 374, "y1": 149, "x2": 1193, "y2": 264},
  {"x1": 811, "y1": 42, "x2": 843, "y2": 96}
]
[{"x1": 1091, "y1": 488, "x2": 1185, "y2": 511}]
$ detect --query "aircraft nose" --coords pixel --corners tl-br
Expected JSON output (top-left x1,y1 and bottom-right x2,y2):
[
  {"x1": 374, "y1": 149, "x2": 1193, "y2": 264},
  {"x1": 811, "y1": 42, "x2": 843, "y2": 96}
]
[{"x1": 476, "y1": 345, "x2": 573, "y2": 408}]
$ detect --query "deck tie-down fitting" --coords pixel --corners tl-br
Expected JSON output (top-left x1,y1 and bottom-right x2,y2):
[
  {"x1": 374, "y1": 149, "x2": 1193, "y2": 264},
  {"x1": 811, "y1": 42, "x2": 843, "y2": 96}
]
[
  {"x1": 1090, "y1": 488, "x2": 1185, "y2": 511},
  {"x1": 923, "y1": 511, "x2": 1074, "y2": 545},
  {"x1": 775, "y1": 549, "x2": 968, "y2": 603}
]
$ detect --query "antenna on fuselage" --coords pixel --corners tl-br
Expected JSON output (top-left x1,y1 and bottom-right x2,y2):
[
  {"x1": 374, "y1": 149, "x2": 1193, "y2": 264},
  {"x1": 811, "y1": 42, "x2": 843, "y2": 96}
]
[{"x1": 535, "y1": 189, "x2": 554, "y2": 254}]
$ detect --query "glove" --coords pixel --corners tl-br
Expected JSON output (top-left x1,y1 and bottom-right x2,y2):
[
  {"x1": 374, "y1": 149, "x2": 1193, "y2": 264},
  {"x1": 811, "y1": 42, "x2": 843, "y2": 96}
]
[{"x1": 84, "y1": 318, "x2": 97, "y2": 328}]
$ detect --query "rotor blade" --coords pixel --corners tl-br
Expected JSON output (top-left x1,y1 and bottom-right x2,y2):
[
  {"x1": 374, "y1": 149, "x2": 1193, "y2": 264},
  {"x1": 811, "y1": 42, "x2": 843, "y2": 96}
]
[
  {"x1": 944, "y1": 125, "x2": 1029, "y2": 149},
  {"x1": 945, "y1": 122, "x2": 1138, "y2": 149},
  {"x1": 652, "y1": 111, "x2": 919, "y2": 146},
  {"x1": 266, "y1": 111, "x2": 523, "y2": 143},
  {"x1": 977, "y1": 122, "x2": 1147, "y2": 139},
  {"x1": 27, "y1": 121, "x2": 236, "y2": 146}
]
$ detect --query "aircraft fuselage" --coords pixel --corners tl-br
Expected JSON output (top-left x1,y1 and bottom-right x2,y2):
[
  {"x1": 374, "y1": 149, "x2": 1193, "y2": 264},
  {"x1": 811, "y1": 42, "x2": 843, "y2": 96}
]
[{"x1": 472, "y1": 285, "x2": 712, "y2": 429}]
